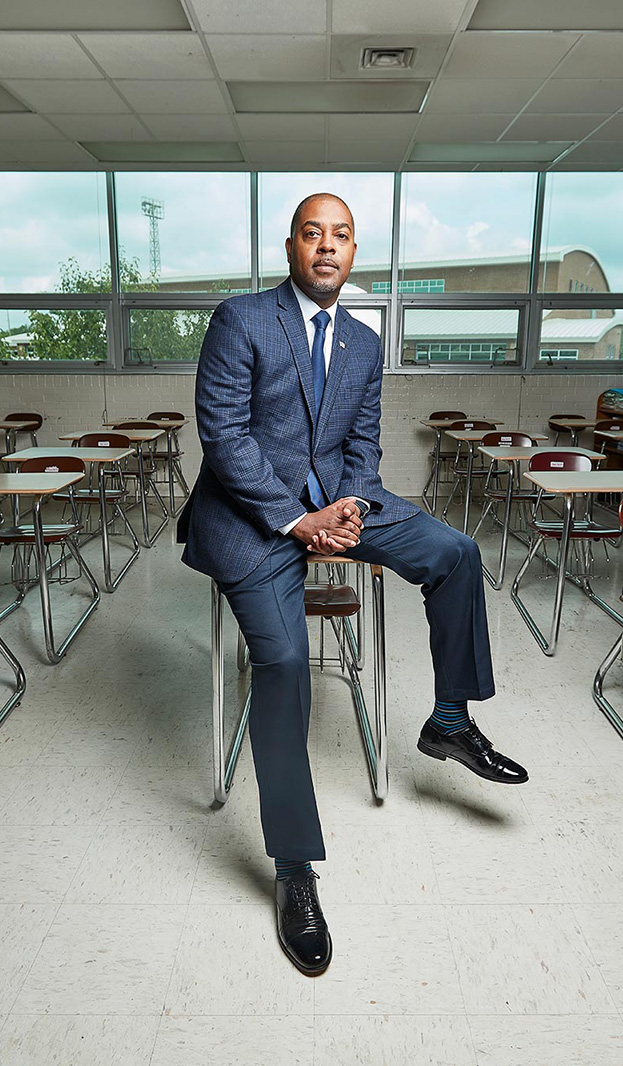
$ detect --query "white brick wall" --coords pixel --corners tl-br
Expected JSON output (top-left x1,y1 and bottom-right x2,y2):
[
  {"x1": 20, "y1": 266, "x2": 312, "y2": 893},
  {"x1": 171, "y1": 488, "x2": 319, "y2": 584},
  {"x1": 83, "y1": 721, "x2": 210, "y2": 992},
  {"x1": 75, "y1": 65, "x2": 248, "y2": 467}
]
[{"x1": 3, "y1": 371, "x2": 621, "y2": 497}]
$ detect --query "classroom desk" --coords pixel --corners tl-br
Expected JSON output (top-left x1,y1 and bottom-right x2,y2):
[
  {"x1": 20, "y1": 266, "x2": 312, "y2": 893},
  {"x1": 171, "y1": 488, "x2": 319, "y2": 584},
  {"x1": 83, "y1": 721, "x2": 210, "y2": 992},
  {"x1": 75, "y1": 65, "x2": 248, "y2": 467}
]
[
  {"x1": 4, "y1": 447, "x2": 138, "y2": 593},
  {"x1": 549, "y1": 418, "x2": 600, "y2": 447},
  {"x1": 443, "y1": 428, "x2": 547, "y2": 535},
  {"x1": 104, "y1": 419, "x2": 190, "y2": 517},
  {"x1": 419, "y1": 418, "x2": 504, "y2": 517},
  {"x1": 476, "y1": 445, "x2": 603, "y2": 589},
  {"x1": 59, "y1": 429, "x2": 167, "y2": 546},
  {"x1": 0, "y1": 471, "x2": 100, "y2": 663},
  {"x1": 0, "y1": 420, "x2": 39, "y2": 457},
  {"x1": 512, "y1": 469, "x2": 623, "y2": 657}
]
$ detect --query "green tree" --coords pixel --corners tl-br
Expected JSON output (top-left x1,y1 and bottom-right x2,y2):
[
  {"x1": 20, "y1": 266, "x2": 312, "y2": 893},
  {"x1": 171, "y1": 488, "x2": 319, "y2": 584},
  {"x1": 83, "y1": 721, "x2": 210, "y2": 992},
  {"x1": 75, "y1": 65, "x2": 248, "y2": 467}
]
[{"x1": 23, "y1": 256, "x2": 212, "y2": 363}]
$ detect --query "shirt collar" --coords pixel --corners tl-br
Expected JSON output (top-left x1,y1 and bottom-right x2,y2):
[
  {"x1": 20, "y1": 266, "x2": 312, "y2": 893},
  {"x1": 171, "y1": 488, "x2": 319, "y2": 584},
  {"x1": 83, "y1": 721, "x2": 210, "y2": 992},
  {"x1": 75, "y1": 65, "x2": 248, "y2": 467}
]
[{"x1": 290, "y1": 278, "x2": 338, "y2": 329}]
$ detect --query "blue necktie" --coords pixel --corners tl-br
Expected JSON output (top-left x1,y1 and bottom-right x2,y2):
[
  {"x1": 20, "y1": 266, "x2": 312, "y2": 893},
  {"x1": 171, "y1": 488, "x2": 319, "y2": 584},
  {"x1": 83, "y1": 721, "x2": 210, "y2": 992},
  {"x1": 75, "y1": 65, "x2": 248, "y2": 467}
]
[{"x1": 306, "y1": 309, "x2": 331, "y2": 509}]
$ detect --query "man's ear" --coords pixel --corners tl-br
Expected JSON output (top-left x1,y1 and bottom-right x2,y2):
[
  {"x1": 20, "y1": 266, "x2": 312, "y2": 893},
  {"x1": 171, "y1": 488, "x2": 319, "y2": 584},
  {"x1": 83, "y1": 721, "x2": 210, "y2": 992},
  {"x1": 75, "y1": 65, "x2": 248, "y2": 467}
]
[{"x1": 285, "y1": 236, "x2": 292, "y2": 264}]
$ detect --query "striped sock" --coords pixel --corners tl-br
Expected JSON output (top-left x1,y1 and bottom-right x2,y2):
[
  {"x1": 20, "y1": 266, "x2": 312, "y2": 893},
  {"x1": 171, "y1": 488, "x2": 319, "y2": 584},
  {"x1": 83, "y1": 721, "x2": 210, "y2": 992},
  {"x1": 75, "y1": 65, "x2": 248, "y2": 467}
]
[
  {"x1": 430, "y1": 698, "x2": 470, "y2": 735},
  {"x1": 275, "y1": 858, "x2": 313, "y2": 881}
]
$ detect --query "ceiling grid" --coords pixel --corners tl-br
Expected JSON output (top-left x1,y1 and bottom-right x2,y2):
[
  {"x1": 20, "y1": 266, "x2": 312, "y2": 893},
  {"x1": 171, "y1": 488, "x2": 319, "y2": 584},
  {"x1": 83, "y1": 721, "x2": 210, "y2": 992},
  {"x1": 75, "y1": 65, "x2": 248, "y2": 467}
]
[{"x1": 0, "y1": 0, "x2": 621, "y2": 170}]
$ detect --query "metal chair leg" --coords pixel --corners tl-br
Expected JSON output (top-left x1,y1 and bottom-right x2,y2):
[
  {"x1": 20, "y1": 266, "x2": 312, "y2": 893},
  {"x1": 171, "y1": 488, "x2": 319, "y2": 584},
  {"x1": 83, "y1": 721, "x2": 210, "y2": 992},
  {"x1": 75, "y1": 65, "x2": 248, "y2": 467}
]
[
  {"x1": 593, "y1": 633, "x2": 623, "y2": 739},
  {"x1": 212, "y1": 561, "x2": 388, "y2": 806},
  {"x1": 32, "y1": 500, "x2": 101, "y2": 664},
  {"x1": 0, "y1": 636, "x2": 26, "y2": 726},
  {"x1": 511, "y1": 495, "x2": 574, "y2": 656},
  {"x1": 212, "y1": 579, "x2": 252, "y2": 805}
]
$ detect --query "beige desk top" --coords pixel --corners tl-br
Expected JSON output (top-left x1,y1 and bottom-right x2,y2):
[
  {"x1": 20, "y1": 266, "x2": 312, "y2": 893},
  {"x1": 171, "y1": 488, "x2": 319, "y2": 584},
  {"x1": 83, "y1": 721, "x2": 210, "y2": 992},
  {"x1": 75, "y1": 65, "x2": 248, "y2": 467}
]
[
  {"x1": 59, "y1": 428, "x2": 164, "y2": 444},
  {"x1": 0, "y1": 472, "x2": 83, "y2": 496},
  {"x1": 594, "y1": 429, "x2": 623, "y2": 441},
  {"x1": 0, "y1": 420, "x2": 39, "y2": 431},
  {"x1": 548, "y1": 418, "x2": 599, "y2": 429},
  {"x1": 4, "y1": 446, "x2": 132, "y2": 464},
  {"x1": 525, "y1": 470, "x2": 623, "y2": 494},
  {"x1": 104, "y1": 418, "x2": 188, "y2": 430},
  {"x1": 480, "y1": 444, "x2": 601, "y2": 462},
  {"x1": 421, "y1": 418, "x2": 504, "y2": 429},
  {"x1": 446, "y1": 428, "x2": 517, "y2": 443}
]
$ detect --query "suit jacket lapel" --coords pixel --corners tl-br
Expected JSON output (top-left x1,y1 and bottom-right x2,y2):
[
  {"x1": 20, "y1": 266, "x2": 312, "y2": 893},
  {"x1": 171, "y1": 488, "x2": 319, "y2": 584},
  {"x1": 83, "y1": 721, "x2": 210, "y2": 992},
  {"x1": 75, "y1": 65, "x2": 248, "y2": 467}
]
[
  {"x1": 277, "y1": 281, "x2": 316, "y2": 425},
  {"x1": 315, "y1": 305, "x2": 351, "y2": 444}
]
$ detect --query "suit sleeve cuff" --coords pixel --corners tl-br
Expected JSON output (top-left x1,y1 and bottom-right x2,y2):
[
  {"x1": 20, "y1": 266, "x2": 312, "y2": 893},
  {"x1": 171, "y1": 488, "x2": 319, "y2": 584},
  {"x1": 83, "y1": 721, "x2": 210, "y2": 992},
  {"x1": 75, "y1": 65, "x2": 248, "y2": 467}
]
[{"x1": 278, "y1": 511, "x2": 308, "y2": 536}]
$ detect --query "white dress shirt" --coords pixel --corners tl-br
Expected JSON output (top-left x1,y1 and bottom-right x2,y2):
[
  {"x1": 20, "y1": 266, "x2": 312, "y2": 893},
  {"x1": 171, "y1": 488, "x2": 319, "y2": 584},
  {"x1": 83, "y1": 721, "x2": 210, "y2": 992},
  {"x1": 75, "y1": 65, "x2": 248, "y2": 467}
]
[{"x1": 278, "y1": 279, "x2": 368, "y2": 536}]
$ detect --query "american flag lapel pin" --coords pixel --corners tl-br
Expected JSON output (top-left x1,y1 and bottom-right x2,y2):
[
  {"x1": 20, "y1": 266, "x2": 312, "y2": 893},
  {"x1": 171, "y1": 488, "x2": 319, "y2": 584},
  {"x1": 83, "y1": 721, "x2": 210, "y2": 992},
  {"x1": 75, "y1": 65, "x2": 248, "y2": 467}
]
[{"x1": 339, "y1": 340, "x2": 346, "y2": 348}]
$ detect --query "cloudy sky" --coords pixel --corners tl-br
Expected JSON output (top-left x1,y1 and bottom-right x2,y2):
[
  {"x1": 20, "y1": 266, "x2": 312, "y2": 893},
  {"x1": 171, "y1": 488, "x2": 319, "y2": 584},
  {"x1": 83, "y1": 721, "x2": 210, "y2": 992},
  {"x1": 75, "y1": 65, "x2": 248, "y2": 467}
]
[{"x1": 1, "y1": 170, "x2": 623, "y2": 308}]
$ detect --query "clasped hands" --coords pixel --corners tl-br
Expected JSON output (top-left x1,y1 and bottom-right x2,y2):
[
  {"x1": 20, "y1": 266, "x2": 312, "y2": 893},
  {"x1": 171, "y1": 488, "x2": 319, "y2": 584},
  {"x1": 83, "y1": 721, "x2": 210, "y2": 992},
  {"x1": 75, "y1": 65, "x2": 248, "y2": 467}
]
[{"x1": 291, "y1": 497, "x2": 363, "y2": 556}]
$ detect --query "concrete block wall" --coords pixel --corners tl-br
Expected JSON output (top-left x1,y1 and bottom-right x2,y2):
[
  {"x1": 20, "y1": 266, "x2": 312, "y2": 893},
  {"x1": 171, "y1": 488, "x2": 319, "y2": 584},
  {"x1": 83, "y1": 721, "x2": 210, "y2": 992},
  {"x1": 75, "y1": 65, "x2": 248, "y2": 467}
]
[{"x1": 2, "y1": 370, "x2": 621, "y2": 498}]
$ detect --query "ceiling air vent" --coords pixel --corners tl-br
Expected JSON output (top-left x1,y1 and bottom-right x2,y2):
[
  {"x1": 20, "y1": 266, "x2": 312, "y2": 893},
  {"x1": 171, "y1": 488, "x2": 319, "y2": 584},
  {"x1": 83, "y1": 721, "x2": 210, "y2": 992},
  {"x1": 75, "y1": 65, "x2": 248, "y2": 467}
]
[{"x1": 361, "y1": 47, "x2": 415, "y2": 70}]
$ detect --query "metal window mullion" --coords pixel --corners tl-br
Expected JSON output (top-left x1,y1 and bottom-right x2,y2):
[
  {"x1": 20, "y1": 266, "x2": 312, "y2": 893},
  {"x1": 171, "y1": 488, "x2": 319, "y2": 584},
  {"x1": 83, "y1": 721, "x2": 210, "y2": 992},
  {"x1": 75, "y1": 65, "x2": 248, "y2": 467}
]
[
  {"x1": 524, "y1": 172, "x2": 547, "y2": 373},
  {"x1": 388, "y1": 171, "x2": 402, "y2": 371},
  {"x1": 250, "y1": 171, "x2": 259, "y2": 293},
  {"x1": 105, "y1": 172, "x2": 123, "y2": 371}
]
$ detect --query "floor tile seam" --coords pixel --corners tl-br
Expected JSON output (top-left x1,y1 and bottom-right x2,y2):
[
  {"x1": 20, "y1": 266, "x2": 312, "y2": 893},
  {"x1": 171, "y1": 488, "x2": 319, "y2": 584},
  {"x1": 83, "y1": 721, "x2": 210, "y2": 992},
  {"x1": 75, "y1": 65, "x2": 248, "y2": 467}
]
[
  {"x1": 567, "y1": 899, "x2": 623, "y2": 1014},
  {"x1": 4, "y1": 898, "x2": 64, "y2": 1017}
]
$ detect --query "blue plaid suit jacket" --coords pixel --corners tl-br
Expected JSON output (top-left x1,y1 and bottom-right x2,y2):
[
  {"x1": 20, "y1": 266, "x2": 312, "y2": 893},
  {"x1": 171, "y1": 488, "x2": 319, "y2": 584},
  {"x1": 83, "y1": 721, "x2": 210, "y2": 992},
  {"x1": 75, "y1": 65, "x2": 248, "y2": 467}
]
[{"x1": 179, "y1": 278, "x2": 420, "y2": 583}]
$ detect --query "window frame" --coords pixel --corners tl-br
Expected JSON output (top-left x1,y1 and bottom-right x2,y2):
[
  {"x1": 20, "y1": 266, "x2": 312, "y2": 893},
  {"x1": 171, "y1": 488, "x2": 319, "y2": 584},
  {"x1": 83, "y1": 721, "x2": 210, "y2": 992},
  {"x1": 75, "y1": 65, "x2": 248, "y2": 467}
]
[{"x1": 1, "y1": 169, "x2": 623, "y2": 376}]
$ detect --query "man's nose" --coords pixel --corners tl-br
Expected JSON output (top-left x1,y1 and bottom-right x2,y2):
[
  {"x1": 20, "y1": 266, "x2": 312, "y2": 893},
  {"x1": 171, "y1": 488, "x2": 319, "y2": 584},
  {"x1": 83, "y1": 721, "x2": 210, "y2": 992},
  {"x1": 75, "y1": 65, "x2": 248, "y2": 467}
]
[{"x1": 318, "y1": 233, "x2": 336, "y2": 252}]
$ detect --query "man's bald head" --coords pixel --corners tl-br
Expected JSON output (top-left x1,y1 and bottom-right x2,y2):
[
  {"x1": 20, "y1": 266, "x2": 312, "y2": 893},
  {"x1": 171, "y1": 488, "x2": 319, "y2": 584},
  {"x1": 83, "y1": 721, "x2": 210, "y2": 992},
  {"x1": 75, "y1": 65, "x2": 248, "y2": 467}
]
[{"x1": 290, "y1": 193, "x2": 354, "y2": 240}]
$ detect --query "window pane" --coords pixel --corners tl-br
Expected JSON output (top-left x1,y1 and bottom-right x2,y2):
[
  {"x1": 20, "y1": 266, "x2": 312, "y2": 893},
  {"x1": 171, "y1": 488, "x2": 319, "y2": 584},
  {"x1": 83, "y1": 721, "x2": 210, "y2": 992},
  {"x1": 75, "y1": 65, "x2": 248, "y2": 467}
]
[
  {"x1": 400, "y1": 173, "x2": 537, "y2": 293},
  {"x1": 115, "y1": 174, "x2": 250, "y2": 293},
  {"x1": 0, "y1": 173, "x2": 110, "y2": 293},
  {"x1": 127, "y1": 308, "x2": 213, "y2": 363},
  {"x1": 402, "y1": 308, "x2": 520, "y2": 366},
  {"x1": 539, "y1": 307, "x2": 623, "y2": 364},
  {"x1": 259, "y1": 173, "x2": 393, "y2": 293},
  {"x1": 541, "y1": 174, "x2": 623, "y2": 293},
  {"x1": 0, "y1": 307, "x2": 107, "y2": 362}
]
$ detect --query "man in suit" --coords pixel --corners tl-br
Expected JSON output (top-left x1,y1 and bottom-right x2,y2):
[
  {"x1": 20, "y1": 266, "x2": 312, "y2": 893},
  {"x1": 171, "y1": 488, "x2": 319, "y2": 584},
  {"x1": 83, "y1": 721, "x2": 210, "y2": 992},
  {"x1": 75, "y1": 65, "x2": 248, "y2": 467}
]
[{"x1": 180, "y1": 192, "x2": 528, "y2": 977}]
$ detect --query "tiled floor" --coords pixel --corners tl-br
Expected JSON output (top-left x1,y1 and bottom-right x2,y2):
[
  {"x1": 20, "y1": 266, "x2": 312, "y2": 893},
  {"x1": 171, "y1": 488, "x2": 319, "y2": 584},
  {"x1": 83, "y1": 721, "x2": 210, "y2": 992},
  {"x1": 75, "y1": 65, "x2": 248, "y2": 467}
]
[{"x1": 1, "y1": 499, "x2": 623, "y2": 1064}]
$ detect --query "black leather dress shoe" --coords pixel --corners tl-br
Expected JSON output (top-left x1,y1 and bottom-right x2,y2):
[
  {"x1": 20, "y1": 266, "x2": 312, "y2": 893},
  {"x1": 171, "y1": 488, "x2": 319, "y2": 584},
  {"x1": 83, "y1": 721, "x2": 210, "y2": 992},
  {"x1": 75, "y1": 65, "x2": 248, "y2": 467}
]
[
  {"x1": 275, "y1": 870, "x2": 332, "y2": 976},
  {"x1": 417, "y1": 716, "x2": 529, "y2": 784}
]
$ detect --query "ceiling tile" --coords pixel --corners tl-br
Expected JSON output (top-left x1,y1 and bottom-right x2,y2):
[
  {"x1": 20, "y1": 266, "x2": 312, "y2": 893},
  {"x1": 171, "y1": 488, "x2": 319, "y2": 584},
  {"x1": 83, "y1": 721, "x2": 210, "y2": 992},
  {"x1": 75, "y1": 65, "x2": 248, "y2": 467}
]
[
  {"x1": 425, "y1": 79, "x2": 541, "y2": 114},
  {"x1": 235, "y1": 113, "x2": 325, "y2": 139},
  {"x1": 327, "y1": 139, "x2": 407, "y2": 163},
  {"x1": 142, "y1": 113, "x2": 237, "y2": 139},
  {"x1": 194, "y1": 0, "x2": 326, "y2": 33},
  {"x1": 502, "y1": 113, "x2": 609, "y2": 141},
  {"x1": 561, "y1": 141, "x2": 623, "y2": 164},
  {"x1": 332, "y1": 0, "x2": 467, "y2": 34},
  {"x1": 0, "y1": 84, "x2": 30, "y2": 112},
  {"x1": 114, "y1": 80, "x2": 228, "y2": 114},
  {"x1": 78, "y1": 32, "x2": 213, "y2": 79},
  {"x1": 0, "y1": 113, "x2": 65, "y2": 139},
  {"x1": 244, "y1": 140, "x2": 326, "y2": 164},
  {"x1": 553, "y1": 34, "x2": 623, "y2": 79},
  {"x1": 414, "y1": 113, "x2": 515, "y2": 141},
  {"x1": 0, "y1": 33, "x2": 102, "y2": 77},
  {"x1": 328, "y1": 113, "x2": 418, "y2": 140},
  {"x1": 50, "y1": 113, "x2": 152, "y2": 140},
  {"x1": 330, "y1": 34, "x2": 452, "y2": 80},
  {"x1": 228, "y1": 80, "x2": 429, "y2": 113},
  {"x1": 209, "y1": 35, "x2": 327, "y2": 80},
  {"x1": 468, "y1": 0, "x2": 623, "y2": 31},
  {"x1": 588, "y1": 114, "x2": 623, "y2": 140},
  {"x1": 526, "y1": 79, "x2": 623, "y2": 114},
  {"x1": 82, "y1": 140, "x2": 242, "y2": 161},
  {"x1": 0, "y1": 142, "x2": 20, "y2": 162},
  {"x1": 442, "y1": 32, "x2": 579, "y2": 79},
  {"x1": 5, "y1": 79, "x2": 129, "y2": 114},
  {"x1": 2, "y1": 140, "x2": 97, "y2": 163},
  {"x1": 0, "y1": 0, "x2": 190, "y2": 31},
  {"x1": 409, "y1": 141, "x2": 571, "y2": 163}
]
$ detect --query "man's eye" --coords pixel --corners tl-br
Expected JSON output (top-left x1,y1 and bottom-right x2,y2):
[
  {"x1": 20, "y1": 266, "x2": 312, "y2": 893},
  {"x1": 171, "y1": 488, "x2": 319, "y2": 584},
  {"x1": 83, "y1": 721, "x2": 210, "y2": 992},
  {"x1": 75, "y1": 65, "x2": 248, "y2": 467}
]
[{"x1": 305, "y1": 230, "x2": 319, "y2": 238}]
